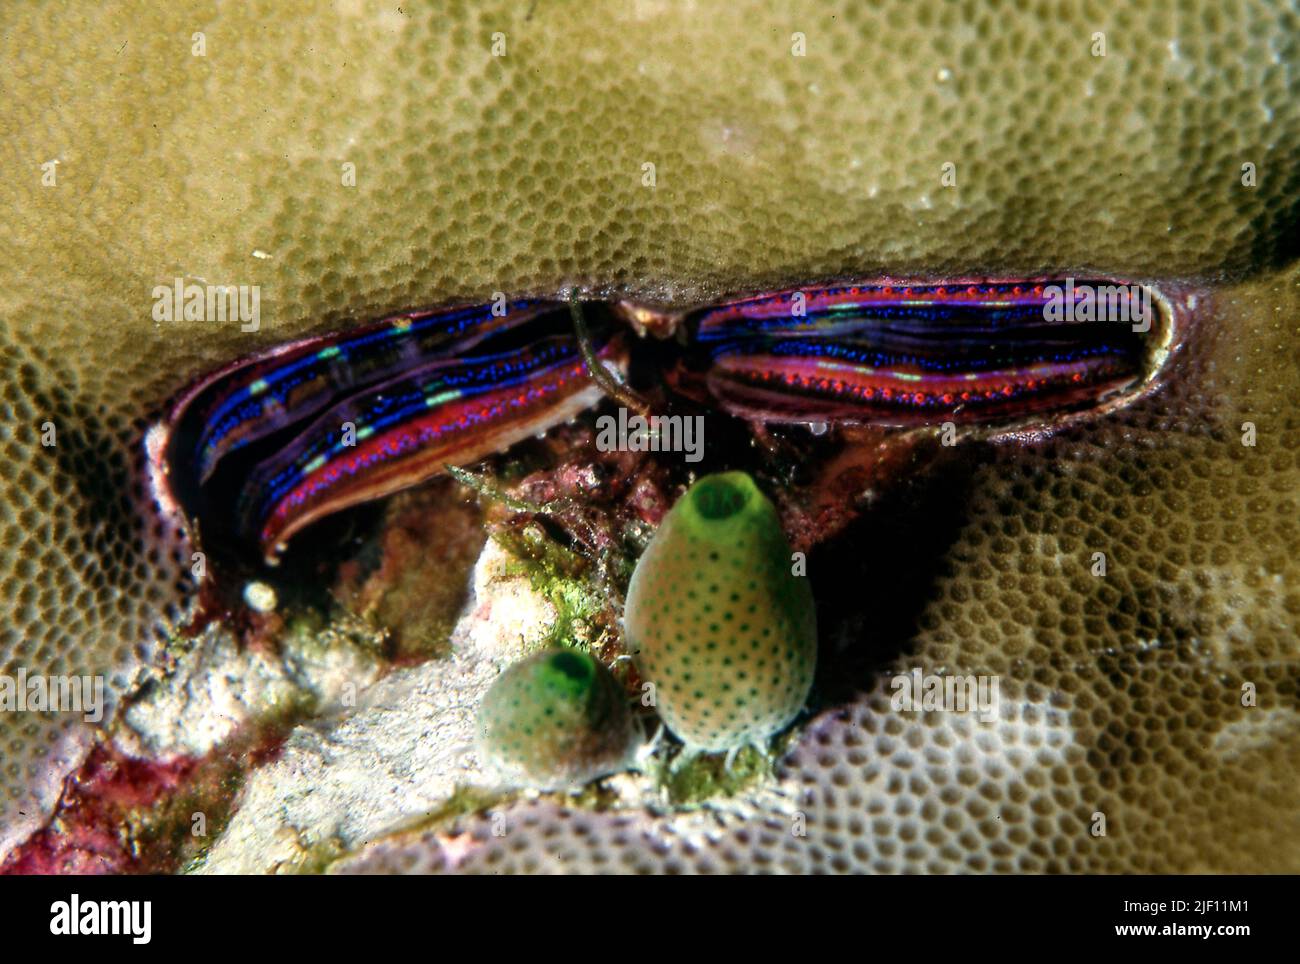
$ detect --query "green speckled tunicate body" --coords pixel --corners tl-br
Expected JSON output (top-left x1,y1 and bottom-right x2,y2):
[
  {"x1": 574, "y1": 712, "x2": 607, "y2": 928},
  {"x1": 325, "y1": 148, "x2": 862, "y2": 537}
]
[
  {"x1": 624, "y1": 472, "x2": 817, "y2": 752},
  {"x1": 477, "y1": 647, "x2": 637, "y2": 790}
]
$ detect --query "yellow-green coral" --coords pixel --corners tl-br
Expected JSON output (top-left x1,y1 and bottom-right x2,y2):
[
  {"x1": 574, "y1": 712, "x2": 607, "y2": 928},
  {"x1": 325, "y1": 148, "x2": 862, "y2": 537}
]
[{"x1": 1, "y1": 0, "x2": 1299, "y2": 872}]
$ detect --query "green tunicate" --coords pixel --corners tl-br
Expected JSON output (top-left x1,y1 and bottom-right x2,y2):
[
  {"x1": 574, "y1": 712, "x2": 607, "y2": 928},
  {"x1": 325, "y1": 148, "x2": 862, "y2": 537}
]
[
  {"x1": 624, "y1": 471, "x2": 817, "y2": 752},
  {"x1": 476, "y1": 647, "x2": 637, "y2": 790}
]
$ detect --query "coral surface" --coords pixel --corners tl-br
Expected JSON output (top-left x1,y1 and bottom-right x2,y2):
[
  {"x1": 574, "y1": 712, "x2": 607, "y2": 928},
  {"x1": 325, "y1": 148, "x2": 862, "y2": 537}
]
[{"x1": 1, "y1": 0, "x2": 1298, "y2": 872}]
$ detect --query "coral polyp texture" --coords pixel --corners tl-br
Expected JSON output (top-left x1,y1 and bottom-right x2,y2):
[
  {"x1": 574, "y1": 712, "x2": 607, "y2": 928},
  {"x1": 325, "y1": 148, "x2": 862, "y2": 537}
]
[
  {"x1": 477, "y1": 647, "x2": 637, "y2": 790},
  {"x1": 0, "y1": 0, "x2": 1297, "y2": 875},
  {"x1": 625, "y1": 472, "x2": 817, "y2": 752}
]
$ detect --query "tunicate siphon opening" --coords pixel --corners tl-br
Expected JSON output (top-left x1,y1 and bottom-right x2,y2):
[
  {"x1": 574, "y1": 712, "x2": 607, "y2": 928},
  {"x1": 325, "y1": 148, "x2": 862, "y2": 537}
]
[
  {"x1": 692, "y1": 474, "x2": 750, "y2": 520},
  {"x1": 544, "y1": 650, "x2": 595, "y2": 693}
]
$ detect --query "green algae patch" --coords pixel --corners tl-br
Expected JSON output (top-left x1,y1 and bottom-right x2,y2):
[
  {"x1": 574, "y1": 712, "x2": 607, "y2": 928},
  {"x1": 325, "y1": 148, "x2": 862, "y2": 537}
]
[
  {"x1": 663, "y1": 745, "x2": 772, "y2": 806},
  {"x1": 491, "y1": 523, "x2": 608, "y2": 653}
]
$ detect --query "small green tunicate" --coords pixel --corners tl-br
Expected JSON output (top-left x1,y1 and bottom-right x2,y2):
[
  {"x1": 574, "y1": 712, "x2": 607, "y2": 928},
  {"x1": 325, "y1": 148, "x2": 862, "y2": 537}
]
[
  {"x1": 477, "y1": 647, "x2": 637, "y2": 790},
  {"x1": 624, "y1": 471, "x2": 817, "y2": 752}
]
